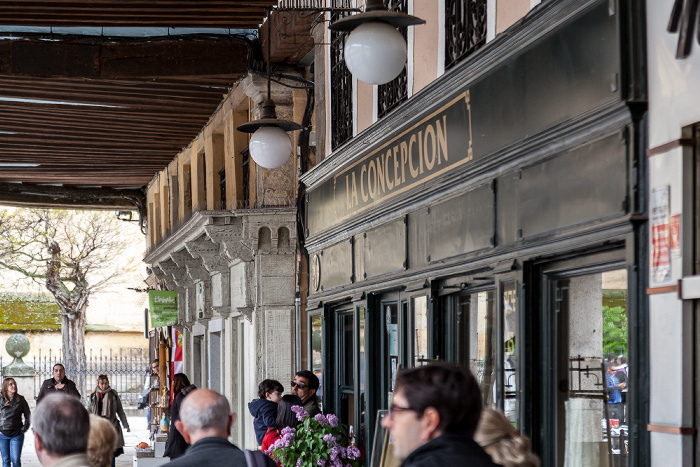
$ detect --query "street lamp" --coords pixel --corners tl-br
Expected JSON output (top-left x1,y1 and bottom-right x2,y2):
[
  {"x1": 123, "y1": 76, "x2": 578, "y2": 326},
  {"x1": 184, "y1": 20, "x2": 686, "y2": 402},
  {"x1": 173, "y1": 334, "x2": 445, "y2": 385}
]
[{"x1": 329, "y1": 0, "x2": 425, "y2": 85}]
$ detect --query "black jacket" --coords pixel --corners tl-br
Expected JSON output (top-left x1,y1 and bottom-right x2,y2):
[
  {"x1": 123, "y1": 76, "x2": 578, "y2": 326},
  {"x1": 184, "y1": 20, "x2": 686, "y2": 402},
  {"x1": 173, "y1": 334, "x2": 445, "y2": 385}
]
[
  {"x1": 400, "y1": 434, "x2": 497, "y2": 467},
  {"x1": 36, "y1": 377, "x2": 81, "y2": 404},
  {"x1": 166, "y1": 437, "x2": 275, "y2": 467},
  {"x1": 0, "y1": 395, "x2": 31, "y2": 434},
  {"x1": 248, "y1": 398, "x2": 277, "y2": 445},
  {"x1": 164, "y1": 385, "x2": 196, "y2": 459}
]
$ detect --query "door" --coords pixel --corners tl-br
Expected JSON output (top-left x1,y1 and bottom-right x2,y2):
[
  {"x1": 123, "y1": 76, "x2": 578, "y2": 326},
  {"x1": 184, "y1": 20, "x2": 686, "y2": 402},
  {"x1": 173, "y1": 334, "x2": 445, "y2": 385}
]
[{"x1": 541, "y1": 259, "x2": 630, "y2": 467}]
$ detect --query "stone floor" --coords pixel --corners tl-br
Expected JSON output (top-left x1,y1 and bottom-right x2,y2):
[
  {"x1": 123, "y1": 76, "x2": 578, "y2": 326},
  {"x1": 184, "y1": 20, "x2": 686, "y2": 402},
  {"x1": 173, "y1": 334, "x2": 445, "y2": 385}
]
[{"x1": 20, "y1": 415, "x2": 152, "y2": 466}]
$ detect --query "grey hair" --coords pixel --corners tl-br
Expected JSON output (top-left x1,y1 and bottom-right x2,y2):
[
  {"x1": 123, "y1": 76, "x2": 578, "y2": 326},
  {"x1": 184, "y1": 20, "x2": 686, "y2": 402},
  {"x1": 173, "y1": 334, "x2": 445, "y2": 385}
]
[
  {"x1": 180, "y1": 391, "x2": 231, "y2": 433},
  {"x1": 34, "y1": 393, "x2": 89, "y2": 455}
]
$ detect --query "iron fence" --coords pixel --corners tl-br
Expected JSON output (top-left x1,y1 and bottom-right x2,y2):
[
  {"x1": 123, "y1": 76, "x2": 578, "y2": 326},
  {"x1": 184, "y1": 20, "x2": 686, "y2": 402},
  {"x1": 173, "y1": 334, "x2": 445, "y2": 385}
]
[{"x1": 1, "y1": 347, "x2": 149, "y2": 407}]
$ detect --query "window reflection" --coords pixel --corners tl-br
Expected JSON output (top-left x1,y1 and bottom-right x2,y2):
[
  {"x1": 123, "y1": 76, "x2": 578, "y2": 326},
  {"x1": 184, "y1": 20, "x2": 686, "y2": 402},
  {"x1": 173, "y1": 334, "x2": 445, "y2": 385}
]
[
  {"x1": 310, "y1": 313, "x2": 323, "y2": 397},
  {"x1": 470, "y1": 291, "x2": 496, "y2": 408},
  {"x1": 413, "y1": 296, "x2": 428, "y2": 366},
  {"x1": 502, "y1": 282, "x2": 518, "y2": 425}
]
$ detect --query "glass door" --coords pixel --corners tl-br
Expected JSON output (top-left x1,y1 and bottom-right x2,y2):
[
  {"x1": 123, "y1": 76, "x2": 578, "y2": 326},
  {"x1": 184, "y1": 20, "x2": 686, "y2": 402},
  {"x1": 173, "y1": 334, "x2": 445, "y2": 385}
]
[{"x1": 545, "y1": 266, "x2": 629, "y2": 467}]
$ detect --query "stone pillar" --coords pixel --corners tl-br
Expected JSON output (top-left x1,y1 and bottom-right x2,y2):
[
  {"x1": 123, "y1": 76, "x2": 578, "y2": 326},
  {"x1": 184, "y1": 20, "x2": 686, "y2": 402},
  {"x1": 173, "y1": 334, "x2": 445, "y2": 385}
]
[{"x1": 2, "y1": 334, "x2": 36, "y2": 408}]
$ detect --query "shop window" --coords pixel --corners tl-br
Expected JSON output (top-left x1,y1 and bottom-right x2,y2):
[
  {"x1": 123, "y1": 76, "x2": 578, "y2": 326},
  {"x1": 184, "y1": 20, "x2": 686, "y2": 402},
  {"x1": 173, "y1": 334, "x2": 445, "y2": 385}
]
[
  {"x1": 377, "y1": 0, "x2": 408, "y2": 119},
  {"x1": 309, "y1": 313, "x2": 323, "y2": 392},
  {"x1": 412, "y1": 296, "x2": 428, "y2": 366},
  {"x1": 548, "y1": 268, "x2": 629, "y2": 466},
  {"x1": 445, "y1": 0, "x2": 487, "y2": 70},
  {"x1": 330, "y1": 9, "x2": 353, "y2": 149}
]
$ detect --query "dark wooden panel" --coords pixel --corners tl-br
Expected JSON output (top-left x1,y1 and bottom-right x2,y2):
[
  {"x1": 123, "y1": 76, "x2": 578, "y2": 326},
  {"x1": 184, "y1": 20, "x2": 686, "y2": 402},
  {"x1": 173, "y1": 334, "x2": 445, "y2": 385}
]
[
  {"x1": 427, "y1": 184, "x2": 494, "y2": 262},
  {"x1": 519, "y1": 132, "x2": 627, "y2": 237},
  {"x1": 364, "y1": 219, "x2": 406, "y2": 279},
  {"x1": 319, "y1": 240, "x2": 353, "y2": 291}
]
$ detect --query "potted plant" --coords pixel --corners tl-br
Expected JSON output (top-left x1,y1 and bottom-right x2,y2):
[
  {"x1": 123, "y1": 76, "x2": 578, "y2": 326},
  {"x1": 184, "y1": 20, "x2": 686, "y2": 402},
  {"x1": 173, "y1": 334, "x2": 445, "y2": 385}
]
[{"x1": 265, "y1": 406, "x2": 363, "y2": 467}]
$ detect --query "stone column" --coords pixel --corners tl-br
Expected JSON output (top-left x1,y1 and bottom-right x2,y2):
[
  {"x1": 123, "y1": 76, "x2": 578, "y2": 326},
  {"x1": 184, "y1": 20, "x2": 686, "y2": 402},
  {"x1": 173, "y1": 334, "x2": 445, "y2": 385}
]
[{"x1": 2, "y1": 334, "x2": 36, "y2": 408}]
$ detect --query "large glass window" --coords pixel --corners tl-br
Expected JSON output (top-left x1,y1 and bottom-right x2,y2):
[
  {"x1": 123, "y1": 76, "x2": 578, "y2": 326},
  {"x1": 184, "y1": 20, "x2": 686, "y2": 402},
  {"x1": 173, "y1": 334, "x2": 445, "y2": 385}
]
[
  {"x1": 551, "y1": 268, "x2": 629, "y2": 466},
  {"x1": 412, "y1": 296, "x2": 428, "y2": 366},
  {"x1": 309, "y1": 313, "x2": 323, "y2": 397},
  {"x1": 502, "y1": 281, "x2": 518, "y2": 425}
]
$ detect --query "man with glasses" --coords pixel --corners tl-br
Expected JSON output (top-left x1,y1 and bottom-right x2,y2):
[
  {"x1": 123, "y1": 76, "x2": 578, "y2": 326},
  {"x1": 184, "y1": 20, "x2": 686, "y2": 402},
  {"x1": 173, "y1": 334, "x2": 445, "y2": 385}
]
[
  {"x1": 36, "y1": 364, "x2": 81, "y2": 405},
  {"x1": 380, "y1": 363, "x2": 496, "y2": 466},
  {"x1": 291, "y1": 370, "x2": 321, "y2": 417}
]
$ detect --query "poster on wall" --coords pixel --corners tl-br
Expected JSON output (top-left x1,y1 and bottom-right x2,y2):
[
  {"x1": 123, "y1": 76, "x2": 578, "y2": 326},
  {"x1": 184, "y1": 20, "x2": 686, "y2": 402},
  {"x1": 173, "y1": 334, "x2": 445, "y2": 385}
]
[
  {"x1": 148, "y1": 290, "x2": 178, "y2": 327},
  {"x1": 670, "y1": 214, "x2": 681, "y2": 258},
  {"x1": 651, "y1": 186, "x2": 671, "y2": 283}
]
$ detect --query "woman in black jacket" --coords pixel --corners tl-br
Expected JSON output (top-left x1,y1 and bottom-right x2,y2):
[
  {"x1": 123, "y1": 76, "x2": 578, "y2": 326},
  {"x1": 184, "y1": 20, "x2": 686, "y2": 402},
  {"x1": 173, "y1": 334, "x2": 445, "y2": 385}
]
[
  {"x1": 163, "y1": 373, "x2": 196, "y2": 459},
  {"x1": 0, "y1": 378, "x2": 31, "y2": 467}
]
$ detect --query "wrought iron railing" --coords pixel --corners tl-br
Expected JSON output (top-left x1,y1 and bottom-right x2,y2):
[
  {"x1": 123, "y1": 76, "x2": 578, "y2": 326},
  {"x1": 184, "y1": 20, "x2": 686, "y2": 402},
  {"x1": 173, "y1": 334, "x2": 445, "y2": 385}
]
[
  {"x1": 445, "y1": 0, "x2": 487, "y2": 70},
  {"x1": 330, "y1": 7, "x2": 353, "y2": 149},
  {"x1": 1, "y1": 347, "x2": 149, "y2": 407},
  {"x1": 377, "y1": 0, "x2": 409, "y2": 119}
]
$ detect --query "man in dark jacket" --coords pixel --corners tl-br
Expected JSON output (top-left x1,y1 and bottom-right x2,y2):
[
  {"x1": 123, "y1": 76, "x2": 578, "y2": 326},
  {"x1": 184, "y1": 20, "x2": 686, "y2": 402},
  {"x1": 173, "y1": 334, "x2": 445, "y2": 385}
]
[
  {"x1": 380, "y1": 363, "x2": 496, "y2": 467},
  {"x1": 36, "y1": 363, "x2": 81, "y2": 404},
  {"x1": 167, "y1": 388, "x2": 276, "y2": 467}
]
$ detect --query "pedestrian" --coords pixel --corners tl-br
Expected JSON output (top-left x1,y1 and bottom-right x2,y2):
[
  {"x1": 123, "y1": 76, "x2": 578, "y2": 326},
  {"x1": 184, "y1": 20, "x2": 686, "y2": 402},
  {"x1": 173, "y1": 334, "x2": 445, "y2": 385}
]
[
  {"x1": 0, "y1": 378, "x2": 31, "y2": 467},
  {"x1": 87, "y1": 414, "x2": 117, "y2": 467},
  {"x1": 605, "y1": 362, "x2": 625, "y2": 421},
  {"x1": 261, "y1": 394, "x2": 303, "y2": 454},
  {"x1": 36, "y1": 363, "x2": 81, "y2": 404},
  {"x1": 164, "y1": 374, "x2": 196, "y2": 459},
  {"x1": 87, "y1": 375, "x2": 130, "y2": 465},
  {"x1": 166, "y1": 389, "x2": 276, "y2": 467},
  {"x1": 474, "y1": 408, "x2": 539, "y2": 467},
  {"x1": 380, "y1": 362, "x2": 496, "y2": 466},
  {"x1": 291, "y1": 371, "x2": 321, "y2": 417},
  {"x1": 248, "y1": 379, "x2": 284, "y2": 446},
  {"x1": 33, "y1": 393, "x2": 92, "y2": 467}
]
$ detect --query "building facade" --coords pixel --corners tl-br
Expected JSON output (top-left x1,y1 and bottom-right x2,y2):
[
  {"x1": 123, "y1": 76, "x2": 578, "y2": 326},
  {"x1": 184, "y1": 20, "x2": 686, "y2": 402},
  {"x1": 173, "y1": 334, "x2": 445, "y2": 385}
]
[{"x1": 303, "y1": 0, "x2": 649, "y2": 465}]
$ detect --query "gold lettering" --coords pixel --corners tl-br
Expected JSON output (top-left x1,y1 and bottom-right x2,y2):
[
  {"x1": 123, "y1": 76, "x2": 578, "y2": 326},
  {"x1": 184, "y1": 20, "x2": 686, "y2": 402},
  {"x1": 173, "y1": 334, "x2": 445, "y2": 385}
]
[
  {"x1": 386, "y1": 148, "x2": 394, "y2": 190},
  {"x1": 408, "y1": 135, "x2": 419, "y2": 178},
  {"x1": 360, "y1": 165, "x2": 368, "y2": 202},
  {"x1": 351, "y1": 172, "x2": 358, "y2": 207},
  {"x1": 418, "y1": 130, "x2": 424, "y2": 175},
  {"x1": 400, "y1": 142, "x2": 408, "y2": 184},
  {"x1": 424, "y1": 124, "x2": 436, "y2": 171},
  {"x1": 368, "y1": 160, "x2": 377, "y2": 199},
  {"x1": 436, "y1": 115, "x2": 448, "y2": 165},
  {"x1": 376, "y1": 154, "x2": 386, "y2": 195}
]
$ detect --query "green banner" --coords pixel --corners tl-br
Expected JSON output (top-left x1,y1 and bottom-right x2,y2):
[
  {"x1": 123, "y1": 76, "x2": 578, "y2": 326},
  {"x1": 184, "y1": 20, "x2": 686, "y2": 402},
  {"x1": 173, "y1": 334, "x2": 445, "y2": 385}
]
[{"x1": 148, "y1": 291, "x2": 178, "y2": 327}]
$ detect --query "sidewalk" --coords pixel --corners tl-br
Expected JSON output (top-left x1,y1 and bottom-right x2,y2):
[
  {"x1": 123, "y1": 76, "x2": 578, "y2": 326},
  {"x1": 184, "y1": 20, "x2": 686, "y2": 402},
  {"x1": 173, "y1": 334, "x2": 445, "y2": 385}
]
[{"x1": 20, "y1": 415, "x2": 152, "y2": 466}]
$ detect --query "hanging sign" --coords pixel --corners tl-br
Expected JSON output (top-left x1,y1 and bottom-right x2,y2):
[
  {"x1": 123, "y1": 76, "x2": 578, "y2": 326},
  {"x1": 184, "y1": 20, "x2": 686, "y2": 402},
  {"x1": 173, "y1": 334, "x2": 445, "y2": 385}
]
[{"x1": 148, "y1": 290, "x2": 178, "y2": 327}]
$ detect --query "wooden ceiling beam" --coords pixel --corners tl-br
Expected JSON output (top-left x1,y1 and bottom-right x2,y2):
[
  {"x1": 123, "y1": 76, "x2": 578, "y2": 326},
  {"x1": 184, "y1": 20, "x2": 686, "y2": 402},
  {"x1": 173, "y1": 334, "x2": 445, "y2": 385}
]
[{"x1": 0, "y1": 38, "x2": 250, "y2": 79}]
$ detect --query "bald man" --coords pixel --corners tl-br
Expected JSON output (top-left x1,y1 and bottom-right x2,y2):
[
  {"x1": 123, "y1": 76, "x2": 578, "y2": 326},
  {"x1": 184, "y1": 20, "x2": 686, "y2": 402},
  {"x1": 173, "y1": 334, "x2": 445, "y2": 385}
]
[{"x1": 167, "y1": 389, "x2": 275, "y2": 467}]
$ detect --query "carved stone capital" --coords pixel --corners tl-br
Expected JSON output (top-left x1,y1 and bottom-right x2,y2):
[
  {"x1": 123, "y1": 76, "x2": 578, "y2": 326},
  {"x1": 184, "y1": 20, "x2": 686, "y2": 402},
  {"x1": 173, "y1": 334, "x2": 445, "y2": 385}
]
[
  {"x1": 156, "y1": 258, "x2": 189, "y2": 288},
  {"x1": 186, "y1": 240, "x2": 229, "y2": 273},
  {"x1": 205, "y1": 224, "x2": 254, "y2": 262},
  {"x1": 170, "y1": 249, "x2": 210, "y2": 283}
]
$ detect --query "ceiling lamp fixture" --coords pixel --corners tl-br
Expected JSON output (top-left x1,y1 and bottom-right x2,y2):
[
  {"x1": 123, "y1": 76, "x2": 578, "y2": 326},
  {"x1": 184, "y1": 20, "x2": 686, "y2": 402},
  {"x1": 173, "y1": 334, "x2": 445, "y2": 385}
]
[
  {"x1": 329, "y1": 0, "x2": 425, "y2": 85},
  {"x1": 237, "y1": 12, "x2": 302, "y2": 169}
]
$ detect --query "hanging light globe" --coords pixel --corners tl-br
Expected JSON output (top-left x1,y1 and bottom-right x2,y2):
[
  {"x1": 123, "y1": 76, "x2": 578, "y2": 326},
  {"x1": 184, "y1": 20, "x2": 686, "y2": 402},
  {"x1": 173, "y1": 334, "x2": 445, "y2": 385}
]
[
  {"x1": 344, "y1": 21, "x2": 407, "y2": 85},
  {"x1": 249, "y1": 126, "x2": 293, "y2": 169}
]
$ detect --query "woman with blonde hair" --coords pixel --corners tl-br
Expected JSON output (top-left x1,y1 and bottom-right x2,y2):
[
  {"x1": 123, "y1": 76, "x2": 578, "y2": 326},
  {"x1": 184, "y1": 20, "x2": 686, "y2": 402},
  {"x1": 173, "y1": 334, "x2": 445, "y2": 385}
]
[
  {"x1": 88, "y1": 375, "x2": 130, "y2": 466},
  {"x1": 87, "y1": 414, "x2": 117, "y2": 467},
  {"x1": 474, "y1": 408, "x2": 540, "y2": 467}
]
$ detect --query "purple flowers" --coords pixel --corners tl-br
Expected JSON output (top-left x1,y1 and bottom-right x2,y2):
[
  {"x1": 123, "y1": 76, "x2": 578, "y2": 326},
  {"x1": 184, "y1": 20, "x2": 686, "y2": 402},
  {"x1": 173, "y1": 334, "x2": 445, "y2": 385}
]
[
  {"x1": 266, "y1": 408, "x2": 363, "y2": 467},
  {"x1": 326, "y1": 414, "x2": 339, "y2": 427},
  {"x1": 291, "y1": 405, "x2": 309, "y2": 421}
]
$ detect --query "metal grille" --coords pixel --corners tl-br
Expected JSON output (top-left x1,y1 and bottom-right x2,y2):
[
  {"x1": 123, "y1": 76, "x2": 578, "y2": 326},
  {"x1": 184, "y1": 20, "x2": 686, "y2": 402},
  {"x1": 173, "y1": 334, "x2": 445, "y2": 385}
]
[
  {"x1": 330, "y1": 8, "x2": 353, "y2": 150},
  {"x1": 445, "y1": 0, "x2": 487, "y2": 70},
  {"x1": 377, "y1": 0, "x2": 409, "y2": 119},
  {"x1": 1, "y1": 347, "x2": 149, "y2": 406},
  {"x1": 241, "y1": 147, "x2": 250, "y2": 205},
  {"x1": 219, "y1": 167, "x2": 226, "y2": 210}
]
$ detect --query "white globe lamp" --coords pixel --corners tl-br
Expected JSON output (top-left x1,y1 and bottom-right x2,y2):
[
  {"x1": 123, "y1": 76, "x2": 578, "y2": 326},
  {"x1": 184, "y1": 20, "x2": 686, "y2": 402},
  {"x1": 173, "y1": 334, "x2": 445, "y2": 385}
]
[
  {"x1": 237, "y1": 98, "x2": 302, "y2": 170},
  {"x1": 344, "y1": 22, "x2": 407, "y2": 85},
  {"x1": 329, "y1": 0, "x2": 424, "y2": 84},
  {"x1": 249, "y1": 126, "x2": 293, "y2": 169}
]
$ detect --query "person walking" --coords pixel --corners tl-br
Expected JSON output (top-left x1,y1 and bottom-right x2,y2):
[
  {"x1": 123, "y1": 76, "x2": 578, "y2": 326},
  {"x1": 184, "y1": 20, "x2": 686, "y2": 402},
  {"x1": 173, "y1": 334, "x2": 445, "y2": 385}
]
[
  {"x1": 87, "y1": 375, "x2": 130, "y2": 466},
  {"x1": 163, "y1": 373, "x2": 196, "y2": 459},
  {"x1": 0, "y1": 378, "x2": 31, "y2": 467}
]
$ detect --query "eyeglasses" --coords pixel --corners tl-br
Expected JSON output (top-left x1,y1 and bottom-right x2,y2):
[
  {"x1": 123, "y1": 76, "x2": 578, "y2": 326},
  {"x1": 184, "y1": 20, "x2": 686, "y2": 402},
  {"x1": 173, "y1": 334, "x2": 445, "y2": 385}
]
[
  {"x1": 388, "y1": 404, "x2": 416, "y2": 418},
  {"x1": 290, "y1": 381, "x2": 307, "y2": 390}
]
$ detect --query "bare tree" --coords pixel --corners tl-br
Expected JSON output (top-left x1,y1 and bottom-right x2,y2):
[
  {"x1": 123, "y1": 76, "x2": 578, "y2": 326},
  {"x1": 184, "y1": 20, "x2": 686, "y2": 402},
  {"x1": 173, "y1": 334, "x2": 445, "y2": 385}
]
[{"x1": 0, "y1": 208, "x2": 140, "y2": 390}]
